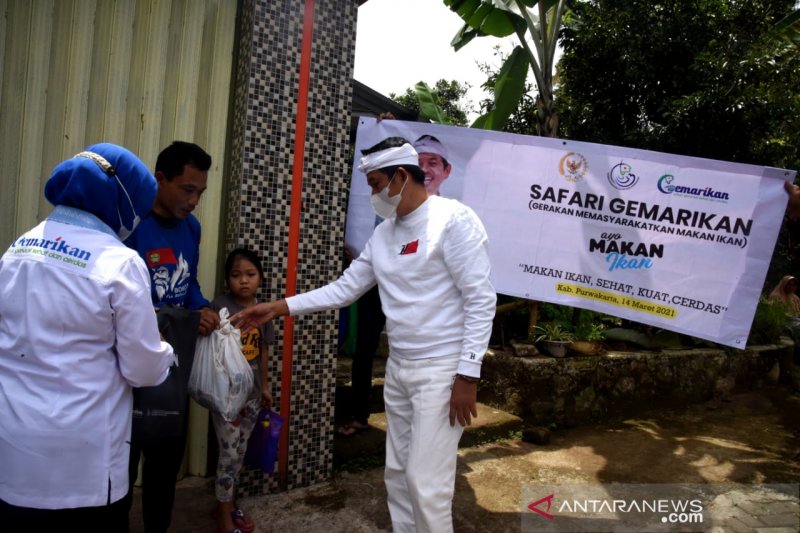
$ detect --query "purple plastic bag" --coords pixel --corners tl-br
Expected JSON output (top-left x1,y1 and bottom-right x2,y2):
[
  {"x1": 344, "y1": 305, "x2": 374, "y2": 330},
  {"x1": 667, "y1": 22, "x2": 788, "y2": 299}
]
[{"x1": 244, "y1": 408, "x2": 283, "y2": 473}]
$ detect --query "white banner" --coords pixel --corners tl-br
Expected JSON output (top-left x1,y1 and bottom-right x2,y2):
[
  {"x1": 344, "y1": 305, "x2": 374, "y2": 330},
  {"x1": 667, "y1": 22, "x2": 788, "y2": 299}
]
[{"x1": 346, "y1": 118, "x2": 796, "y2": 348}]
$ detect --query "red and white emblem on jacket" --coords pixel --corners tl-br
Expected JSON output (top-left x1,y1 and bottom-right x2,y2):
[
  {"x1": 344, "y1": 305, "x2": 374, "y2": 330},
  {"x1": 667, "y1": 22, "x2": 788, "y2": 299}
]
[{"x1": 399, "y1": 239, "x2": 419, "y2": 255}]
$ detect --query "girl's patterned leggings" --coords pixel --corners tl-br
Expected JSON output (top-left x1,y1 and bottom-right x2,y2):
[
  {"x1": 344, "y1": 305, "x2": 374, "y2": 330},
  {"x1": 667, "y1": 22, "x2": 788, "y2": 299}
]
[{"x1": 211, "y1": 398, "x2": 260, "y2": 501}]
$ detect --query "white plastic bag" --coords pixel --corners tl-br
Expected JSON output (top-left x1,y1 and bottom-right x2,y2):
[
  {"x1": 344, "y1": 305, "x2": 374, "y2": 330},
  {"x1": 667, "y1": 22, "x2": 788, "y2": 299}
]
[{"x1": 188, "y1": 308, "x2": 254, "y2": 421}]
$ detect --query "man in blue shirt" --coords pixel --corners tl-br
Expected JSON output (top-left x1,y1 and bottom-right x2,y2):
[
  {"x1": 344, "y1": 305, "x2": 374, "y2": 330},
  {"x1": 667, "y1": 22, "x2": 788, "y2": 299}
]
[{"x1": 124, "y1": 141, "x2": 220, "y2": 533}]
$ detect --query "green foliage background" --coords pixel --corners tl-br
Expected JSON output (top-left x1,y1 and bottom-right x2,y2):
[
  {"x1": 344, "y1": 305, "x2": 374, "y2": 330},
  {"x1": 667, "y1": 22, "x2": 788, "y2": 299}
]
[
  {"x1": 557, "y1": 0, "x2": 799, "y2": 172},
  {"x1": 392, "y1": 0, "x2": 800, "y2": 344},
  {"x1": 555, "y1": 0, "x2": 800, "y2": 293},
  {"x1": 390, "y1": 79, "x2": 472, "y2": 127}
]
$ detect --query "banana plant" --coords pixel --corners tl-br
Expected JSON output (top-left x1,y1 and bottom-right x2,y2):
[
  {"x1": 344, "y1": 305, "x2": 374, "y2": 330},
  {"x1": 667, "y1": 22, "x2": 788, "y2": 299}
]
[
  {"x1": 439, "y1": 1, "x2": 569, "y2": 332},
  {"x1": 771, "y1": 7, "x2": 800, "y2": 48},
  {"x1": 413, "y1": 81, "x2": 454, "y2": 125},
  {"x1": 443, "y1": 0, "x2": 569, "y2": 136}
]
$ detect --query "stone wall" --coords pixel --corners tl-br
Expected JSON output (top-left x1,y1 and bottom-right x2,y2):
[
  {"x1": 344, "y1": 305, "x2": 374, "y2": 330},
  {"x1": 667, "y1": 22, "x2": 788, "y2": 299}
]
[{"x1": 479, "y1": 339, "x2": 795, "y2": 426}]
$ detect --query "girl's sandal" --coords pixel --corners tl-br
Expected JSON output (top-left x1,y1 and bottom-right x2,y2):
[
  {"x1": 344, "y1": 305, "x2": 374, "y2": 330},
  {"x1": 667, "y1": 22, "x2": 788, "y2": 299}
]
[
  {"x1": 335, "y1": 420, "x2": 370, "y2": 438},
  {"x1": 231, "y1": 508, "x2": 255, "y2": 533}
]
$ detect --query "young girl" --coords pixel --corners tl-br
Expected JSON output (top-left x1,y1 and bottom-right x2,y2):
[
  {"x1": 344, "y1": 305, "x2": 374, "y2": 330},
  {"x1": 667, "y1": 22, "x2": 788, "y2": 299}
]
[{"x1": 211, "y1": 248, "x2": 273, "y2": 533}]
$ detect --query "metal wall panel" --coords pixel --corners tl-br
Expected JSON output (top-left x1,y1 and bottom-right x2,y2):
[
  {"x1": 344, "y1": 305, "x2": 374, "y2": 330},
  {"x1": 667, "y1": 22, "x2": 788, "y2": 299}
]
[
  {"x1": 0, "y1": 0, "x2": 238, "y2": 475},
  {"x1": 0, "y1": 0, "x2": 236, "y2": 298}
]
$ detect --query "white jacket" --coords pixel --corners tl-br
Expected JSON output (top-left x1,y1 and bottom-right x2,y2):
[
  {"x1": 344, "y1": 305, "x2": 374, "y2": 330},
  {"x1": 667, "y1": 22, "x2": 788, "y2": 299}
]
[
  {"x1": 0, "y1": 209, "x2": 173, "y2": 509},
  {"x1": 288, "y1": 196, "x2": 496, "y2": 377}
]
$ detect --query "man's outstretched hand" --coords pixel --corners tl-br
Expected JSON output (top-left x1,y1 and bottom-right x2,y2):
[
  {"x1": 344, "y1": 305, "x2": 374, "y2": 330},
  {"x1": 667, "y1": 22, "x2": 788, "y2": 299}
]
[{"x1": 230, "y1": 300, "x2": 289, "y2": 331}]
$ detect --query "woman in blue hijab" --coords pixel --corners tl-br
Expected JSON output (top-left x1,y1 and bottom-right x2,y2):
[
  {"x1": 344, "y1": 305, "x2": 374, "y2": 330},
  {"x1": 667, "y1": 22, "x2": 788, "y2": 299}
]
[{"x1": 0, "y1": 143, "x2": 175, "y2": 530}]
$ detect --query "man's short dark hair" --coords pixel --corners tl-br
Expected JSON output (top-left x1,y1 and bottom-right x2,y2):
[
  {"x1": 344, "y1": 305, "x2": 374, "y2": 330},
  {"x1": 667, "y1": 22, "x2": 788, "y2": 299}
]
[
  {"x1": 361, "y1": 136, "x2": 409, "y2": 156},
  {"x1": 156, "y1": 141, "x2": 212, "y2": 179},
  {"x1": 415, "y1": 134, "x2": 442, "y2": 145}
]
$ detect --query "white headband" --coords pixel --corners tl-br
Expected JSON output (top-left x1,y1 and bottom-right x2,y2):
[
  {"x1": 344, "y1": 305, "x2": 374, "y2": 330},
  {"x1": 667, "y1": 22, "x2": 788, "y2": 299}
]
[
  {"x1": 358, "y1": 143, "x2": 419, "y2": 174},
  {"x1": 412, "y1": 137, "x2": 448, "y2": 160}
]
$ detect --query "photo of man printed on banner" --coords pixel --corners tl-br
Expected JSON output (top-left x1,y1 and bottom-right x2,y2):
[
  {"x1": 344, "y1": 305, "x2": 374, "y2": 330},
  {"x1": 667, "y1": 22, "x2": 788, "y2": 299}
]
[
  {"x1": 345, "y1": 117, "x2": 481, "y2": 256},
  {"x1": 414, "y1": 134, "x2": 451, "y2": 196}
]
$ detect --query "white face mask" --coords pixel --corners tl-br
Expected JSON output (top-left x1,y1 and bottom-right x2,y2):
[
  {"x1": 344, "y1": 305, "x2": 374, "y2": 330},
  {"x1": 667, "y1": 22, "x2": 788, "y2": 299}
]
[
  {"x1": 115, "y1": 175, "x2": 141, "y2": 241},
  {"x1": 370, "y1": 172, "x2": 407, "y2": 219}
]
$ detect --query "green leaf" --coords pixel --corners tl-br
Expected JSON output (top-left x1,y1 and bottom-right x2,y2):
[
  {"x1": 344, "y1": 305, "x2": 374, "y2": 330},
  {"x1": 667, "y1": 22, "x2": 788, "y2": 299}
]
[
  {"x1": 471, "y1": 112, "x2": 491, "y2": 129},
  {"x1": 773, "y1": 9, "x2": 800, "y2": 34},
  {"x1": 651, "y1": 330, "x2": 684, "y2": 350},
  {"x1": 603, "y1": 328, "x2": 661, "y2": 350},
  {"x1": 466, "y1": 3, "x2": 493, "y2": 28},
  {"x1": 450, "y1": 23, "x2": 482, "y2": 51},
  {"x1": 446, "y1": 0, "x2": 524, "y2": 38},
  {"x1": 771, "y1": 9, "x2": 800, "y2": 46},
  {"x1": 414, "y1": 81, "x2": 452, "y2": 125},
  {"x1": 480, "y1": 8, "x2": 521, "y2": 37},
  {"x1": 451, "y1": 0, "x2": 481, "y2": 19},
  {"x1": 478, "y1": 46, "x2": 529, "y2": 130}
]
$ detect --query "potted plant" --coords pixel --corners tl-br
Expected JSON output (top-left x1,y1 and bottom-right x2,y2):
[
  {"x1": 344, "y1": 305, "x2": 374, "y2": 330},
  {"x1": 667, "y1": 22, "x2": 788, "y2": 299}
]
[
  {"x1": 748, "y1": 296, "x2": 792, "y2": 346},
  {"x1": 571, "y1": 322, "x2": 606, "y2": 355},
  {"x1": 533, "y1": 323, "x2": 575, "y2": 357}
]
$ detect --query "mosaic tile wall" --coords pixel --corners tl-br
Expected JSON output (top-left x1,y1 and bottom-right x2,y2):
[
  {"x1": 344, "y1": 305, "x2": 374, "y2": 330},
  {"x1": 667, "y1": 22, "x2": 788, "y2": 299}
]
[{"x1": 225, "y1": 0, "x2": 358, "y2": 492}]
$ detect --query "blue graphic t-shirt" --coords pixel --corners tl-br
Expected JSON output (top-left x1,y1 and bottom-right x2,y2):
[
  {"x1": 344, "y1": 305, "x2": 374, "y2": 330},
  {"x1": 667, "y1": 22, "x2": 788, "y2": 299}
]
[{"x1": 125, "y1": 212, "x2": 209, "y2": 310}]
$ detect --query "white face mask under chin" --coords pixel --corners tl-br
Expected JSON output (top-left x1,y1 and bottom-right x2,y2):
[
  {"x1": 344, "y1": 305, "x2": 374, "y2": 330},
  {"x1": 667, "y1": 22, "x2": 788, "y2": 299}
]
[
  {"x1": 116, "y1": 214, "x2": 140, "y2": 242},
  {"x1": 370, "y1": 174, "x2": 407, "y2": 219}
]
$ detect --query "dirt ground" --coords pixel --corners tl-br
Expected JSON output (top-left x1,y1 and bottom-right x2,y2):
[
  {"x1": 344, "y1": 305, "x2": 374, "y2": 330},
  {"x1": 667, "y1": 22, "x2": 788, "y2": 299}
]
[{"x1": 131, "y1": 386, "x2": 800, "y2": 533}]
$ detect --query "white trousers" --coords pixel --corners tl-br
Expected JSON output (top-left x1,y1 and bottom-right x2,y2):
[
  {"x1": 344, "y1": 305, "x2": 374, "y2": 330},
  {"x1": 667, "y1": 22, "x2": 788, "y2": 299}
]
[{"x1": 383, "y1": 353, "x2": 464, "y2": 533}]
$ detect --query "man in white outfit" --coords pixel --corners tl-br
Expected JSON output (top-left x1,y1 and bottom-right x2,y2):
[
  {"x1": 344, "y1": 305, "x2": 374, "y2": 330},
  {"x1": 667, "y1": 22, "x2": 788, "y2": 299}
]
[{"x1": 232, "y1": 137, "x2": 496, "y2": 532}]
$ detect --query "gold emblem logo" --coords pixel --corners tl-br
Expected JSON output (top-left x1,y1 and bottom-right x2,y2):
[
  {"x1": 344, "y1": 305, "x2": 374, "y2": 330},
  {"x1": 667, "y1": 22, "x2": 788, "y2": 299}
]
[{"x1": 559, "y1": 152, "x2": 588, "y2": 182}]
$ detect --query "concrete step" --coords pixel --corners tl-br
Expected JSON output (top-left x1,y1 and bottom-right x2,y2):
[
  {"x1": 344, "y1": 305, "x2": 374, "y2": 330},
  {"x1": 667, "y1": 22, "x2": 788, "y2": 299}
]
[{"x1": 333, "y1": 402, "x2": 523, "y2": 471}]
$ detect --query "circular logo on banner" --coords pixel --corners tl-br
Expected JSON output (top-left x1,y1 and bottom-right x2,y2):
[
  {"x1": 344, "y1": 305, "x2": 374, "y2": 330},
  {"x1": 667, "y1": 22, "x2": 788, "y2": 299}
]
[
  {"x1": 559, "y1": 152, "x2": 588, "y2": 182},
  {"x1": 607, "y1": 162, "x2": 639, "y2": 190}
]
